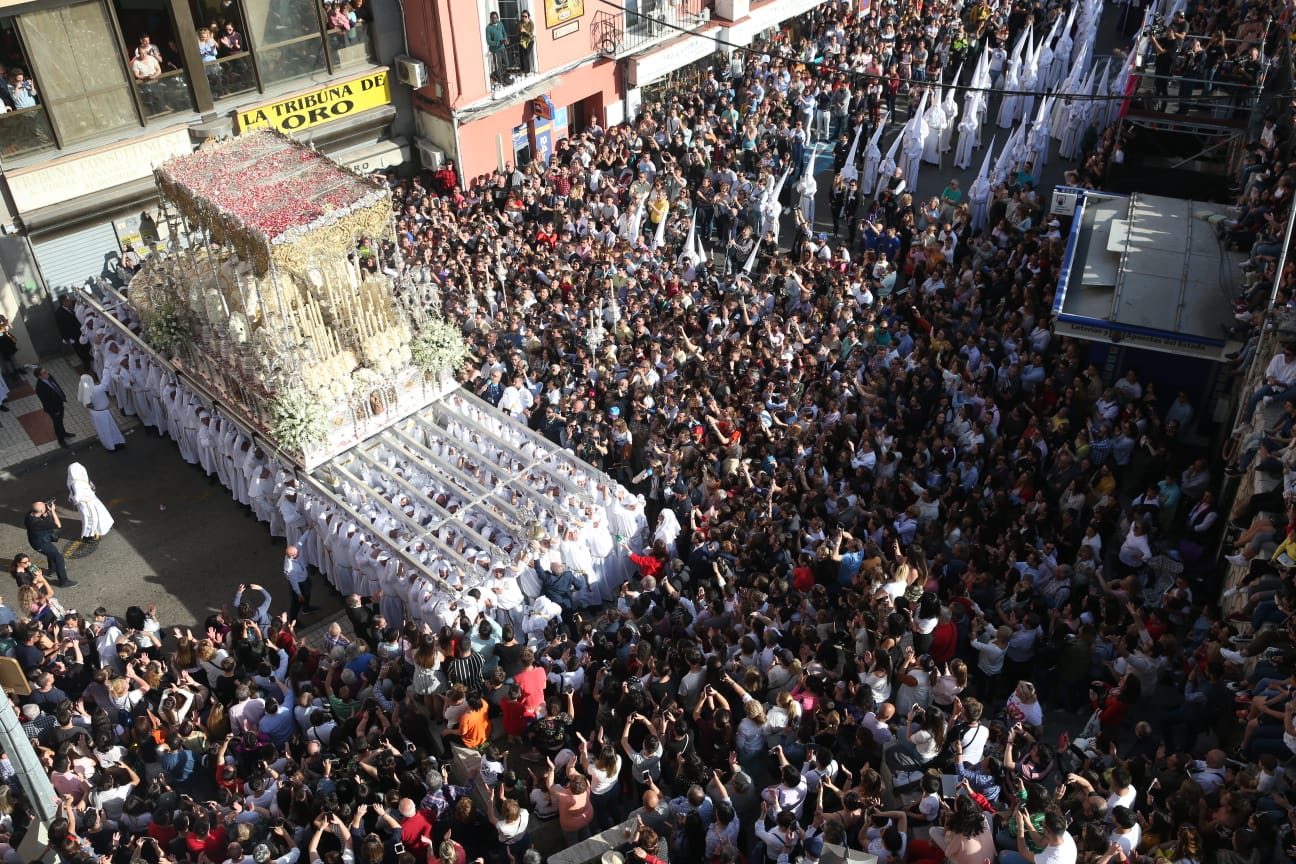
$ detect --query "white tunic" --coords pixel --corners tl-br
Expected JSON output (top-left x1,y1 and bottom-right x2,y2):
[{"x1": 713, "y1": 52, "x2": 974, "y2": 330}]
[
  {"x1": 87, "y1": 385, "x2": 126, "y2": 451},
  {"x1": 67, "y1": 463, "x2": 114, "y2": 539}
]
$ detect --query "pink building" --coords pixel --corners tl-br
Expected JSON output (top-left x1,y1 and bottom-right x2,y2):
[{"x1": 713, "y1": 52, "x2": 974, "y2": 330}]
[{"x1": 404, "y1": 0, "x2": 833, "y2": 180}]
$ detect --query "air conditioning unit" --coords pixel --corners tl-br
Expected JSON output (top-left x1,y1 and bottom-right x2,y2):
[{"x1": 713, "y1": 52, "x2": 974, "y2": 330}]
[
  {"x1": 415, "y1": 138, "x2": 446, "y2": 171},
  {"x1": 395, "y1": 55, "x2": 429, "y2": 89}
]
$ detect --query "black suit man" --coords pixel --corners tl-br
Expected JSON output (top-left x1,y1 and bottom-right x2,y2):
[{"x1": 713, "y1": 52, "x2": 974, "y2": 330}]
[
  {"x1": 34, "y1": 367, "x2": 73, "y2": 447},
  {"x1": 54, "y1": 296, "x2": 93, "y2": 371}
]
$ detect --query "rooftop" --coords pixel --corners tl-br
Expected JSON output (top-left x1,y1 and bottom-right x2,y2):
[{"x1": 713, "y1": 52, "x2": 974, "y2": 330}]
[{"x1": 1054, "y1": 190, "x2": 1241, "y2": 359}]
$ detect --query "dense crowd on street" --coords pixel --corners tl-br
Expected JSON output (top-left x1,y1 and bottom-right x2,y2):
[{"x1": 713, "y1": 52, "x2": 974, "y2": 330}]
[{"x1": 4, "y1": 0, "x2": 1296, "y2": 863}]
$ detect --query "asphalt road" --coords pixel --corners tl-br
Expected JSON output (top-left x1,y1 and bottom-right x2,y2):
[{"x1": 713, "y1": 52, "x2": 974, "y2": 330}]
[{"x1": 0, "y1": 429, "x2": 341, "y2": 630}]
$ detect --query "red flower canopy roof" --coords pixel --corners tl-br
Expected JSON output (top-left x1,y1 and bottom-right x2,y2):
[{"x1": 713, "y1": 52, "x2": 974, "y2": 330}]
[{"x1": 157, "y1": 128, "x2": 388, "y2": 245}]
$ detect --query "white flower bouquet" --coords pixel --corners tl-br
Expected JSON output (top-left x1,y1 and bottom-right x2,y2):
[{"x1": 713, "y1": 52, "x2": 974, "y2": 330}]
[
  {"x1": 268, "y1": 384, "x2": 328, "y2": 453},
  {"x1": 141, "y1": 303, "x2": 192, "y2": 355},
  {"x1": 409, "y1": 319, "x2": 470, "y2": 375}
]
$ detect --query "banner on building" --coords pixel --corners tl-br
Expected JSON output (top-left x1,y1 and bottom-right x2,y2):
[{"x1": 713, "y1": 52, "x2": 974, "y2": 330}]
[
  {"x1": 544, "y1": 0, "x2": 585, "y2": 28},
  {"x1": 237, "y1": 70, "x2": 392, "y2": 133}
]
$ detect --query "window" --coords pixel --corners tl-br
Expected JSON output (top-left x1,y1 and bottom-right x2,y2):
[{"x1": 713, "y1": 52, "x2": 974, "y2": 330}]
[
  {"x1": 113, "y1": 0, "x2": 198, "y2": 119},
  {"x1": 20, "y1": 2, "x2": 138, "y2": 143},
  {"x1": 0, "y1": 18, "x2": 56, "y2": 160},
  {"x1": 324, "y1": 0, "x2": 376, "y2": 70},
  {"x1": 188, "y1": 1, "x2": 257, "y2": 102},
  {"x1": 244, "y1": 0, "x2": 327, "y2": 87}
]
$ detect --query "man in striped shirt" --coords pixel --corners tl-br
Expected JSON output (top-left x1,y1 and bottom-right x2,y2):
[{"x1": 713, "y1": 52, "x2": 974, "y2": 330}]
[{"x1": 445, "y1": 638, "x2": 485, "y2": 692}]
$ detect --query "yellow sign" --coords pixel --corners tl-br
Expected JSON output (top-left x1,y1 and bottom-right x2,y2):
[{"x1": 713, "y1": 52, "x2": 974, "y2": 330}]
[
  {"x1": 544, "y1": 0, "x2": 584, "y2": 28},
  {"x1": 238, "y1": 70, "x2": 391, "y2": 133}
]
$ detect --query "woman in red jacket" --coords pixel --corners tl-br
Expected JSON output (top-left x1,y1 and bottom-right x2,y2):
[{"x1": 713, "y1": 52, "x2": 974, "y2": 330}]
[
  {"x1": 625, "y1": 538, "x2": 668, "y2": 580},
  {"x1": 1094, "y1": 672, "x2": 1141, "y2": 734}
]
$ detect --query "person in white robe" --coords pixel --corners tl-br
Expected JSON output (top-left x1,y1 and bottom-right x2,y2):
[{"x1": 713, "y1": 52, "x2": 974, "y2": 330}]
[
  {"x1": 523, "y1": 595, "x2": 562, "y2": 643},
  {"x1": 111, "y1": 355, "x2": 138, "y2": 418},
  {"x1": 247, "y1": 465, "x2": 277, "y2": 527},
  {"x1": 127, "y1": 354, "x2": 156, "y2": 429},
  {"x1": 487, "y1": 561, "x2": 527, "y2": 629},
  {"x1": 940, "y1": 87, "x2": 959, "y2": 155},
  {"x1": 67, "y1": 462, "x2": 114, "y2": 540},
  {"x1": 584, "y1": 506, "x2": 621, "y2": 601},
  {"x1": 796, "y1": 170, "x2": 817, "y2": 225},
  {"x1": 230, "y1": 437, "x2": 252, "y2": 506},
  {"x1": 653, "y1": 508, "x2": 682, "y2": 559},
  {"x1": 559, "y1": 526, "x2": 600, "y2": 608},
  {"x1": 378, "y1": 556, "x2": 405, "y2": 627},
  {"x1": 78, "y1": 374, "x2": 126, "y2": 451},
  {"x1": 922, "y1": 99, "x2": 947, "y2": 164},
  {"x1": 196, "y1": 412, "x2": 218, "y2": 476},
  {"x1": 144, "y1": 361, "x2": 168, "y2": 438}
]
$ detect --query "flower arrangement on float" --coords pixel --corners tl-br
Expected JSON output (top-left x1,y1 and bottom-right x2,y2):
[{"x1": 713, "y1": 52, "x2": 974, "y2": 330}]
[
  {"x1": 268, "y1": 384, "x2": 329, "y2": 452},
  {"x1": 410, "y1": 319, "x2": 470, "y2": 379},
  {"x1": 140, "y1": 303, "x2": 192, "y2": 355}
]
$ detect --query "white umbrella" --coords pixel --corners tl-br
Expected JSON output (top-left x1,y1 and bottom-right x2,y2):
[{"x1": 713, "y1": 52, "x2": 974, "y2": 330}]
[
  {"x1": 839, "y1": 123, "x2": 864, "y2": 182},
  {"x1": 970, "y1": 138, "x2": 995, "y2": 234},
  {"x1": 861, "y1": 113, "x2": 888, "y2": 196}
]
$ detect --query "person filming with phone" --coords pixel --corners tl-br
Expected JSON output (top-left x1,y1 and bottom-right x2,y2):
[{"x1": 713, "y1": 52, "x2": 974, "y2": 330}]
[{"x1": 25, "y1": 498, "x2": 73, "y2": 588}]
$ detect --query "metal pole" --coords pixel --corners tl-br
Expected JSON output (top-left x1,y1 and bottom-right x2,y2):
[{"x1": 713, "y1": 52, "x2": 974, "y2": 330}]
[{"x1": 0, "y1": 690, "x2": 57, "y2": 825}]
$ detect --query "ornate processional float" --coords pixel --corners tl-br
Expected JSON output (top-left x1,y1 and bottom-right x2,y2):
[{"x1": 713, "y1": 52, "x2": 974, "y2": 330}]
[{"x1": 127, "y1": 129, "x2": 468, "y2": 469}]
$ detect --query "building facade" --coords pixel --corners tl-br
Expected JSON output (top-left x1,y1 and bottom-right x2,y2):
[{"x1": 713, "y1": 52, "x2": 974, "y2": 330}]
[
  {"x1": 0, "y1": 0, "x2": 410, "y2": 358},
  {"x1": 405, "y1": 0, "x2": 833, "y2": 183}
]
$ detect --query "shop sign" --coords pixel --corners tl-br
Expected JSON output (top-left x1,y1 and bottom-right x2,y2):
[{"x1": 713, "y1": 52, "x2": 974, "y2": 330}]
[
  {"x1": 6, "y1": 127, "x2": 192, "y2": 215},
  {"x1": 238, "y1": 70, "x2": 392, "y2": 133},
  {"x1": 1053, "y1": 317, "x2": 1223, "y2": 359}
]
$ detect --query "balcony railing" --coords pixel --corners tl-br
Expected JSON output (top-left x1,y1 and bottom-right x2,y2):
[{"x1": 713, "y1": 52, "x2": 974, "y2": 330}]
[{"x1": 591, "y1": 0, "x2": 711, "y2": 59}]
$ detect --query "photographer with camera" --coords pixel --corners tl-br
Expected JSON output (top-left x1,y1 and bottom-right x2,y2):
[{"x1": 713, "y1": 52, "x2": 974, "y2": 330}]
[
  {"x1": 1147, "y1": 12, "x2": 1187, "y2": 111},
  {"x1": 25, "y1": 498, "x2": 73, "y2": 588}
]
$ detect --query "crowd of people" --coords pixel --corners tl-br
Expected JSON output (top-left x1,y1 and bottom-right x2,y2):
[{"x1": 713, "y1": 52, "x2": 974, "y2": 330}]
[{"x1": 5, "y1": 0, "x2": 1296, "y2": 863}]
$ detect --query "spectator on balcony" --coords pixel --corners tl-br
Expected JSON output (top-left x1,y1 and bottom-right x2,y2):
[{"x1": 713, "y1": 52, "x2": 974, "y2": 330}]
[
  {"x1": 220, "y1": 22, "x2": 243, "y2": 53},
  {"x1": 197, "y1": 28, "x2": 223, "y2": 94},
  {"x1": 327, "y1": 3, "x2": 352, "y2": 38},
  {"x1": 130, "y1": 47, "x2": 163, "y2": 114},
  {"x1": 7, "y1": 68, "x2": 36, "y2": 110},
  {"x1": 486, "y1": 12, "x2": 511, "y2": 88},
  {"x1": 516, "y1": 10, "x2": 534, "y2": 75}
]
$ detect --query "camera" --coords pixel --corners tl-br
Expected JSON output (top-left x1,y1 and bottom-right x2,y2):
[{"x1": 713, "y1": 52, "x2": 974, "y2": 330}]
[
  {"x1": 1144, "y1": 13, "x2": 1167, "y2": 38},
  {"x1": 45, "y1": 499, "x2": 56, "y2": 509}
]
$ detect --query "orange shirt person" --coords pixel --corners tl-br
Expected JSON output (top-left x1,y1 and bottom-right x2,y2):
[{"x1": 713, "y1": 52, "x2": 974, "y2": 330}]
[{"x1": 456, "y1": 693, "x2": 491, "y2": 750}]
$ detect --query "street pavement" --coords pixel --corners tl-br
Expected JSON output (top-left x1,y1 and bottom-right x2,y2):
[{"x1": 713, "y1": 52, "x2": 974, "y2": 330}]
[{"x1": 0, "y1": 428, "x2": 341, "y2": 630}]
